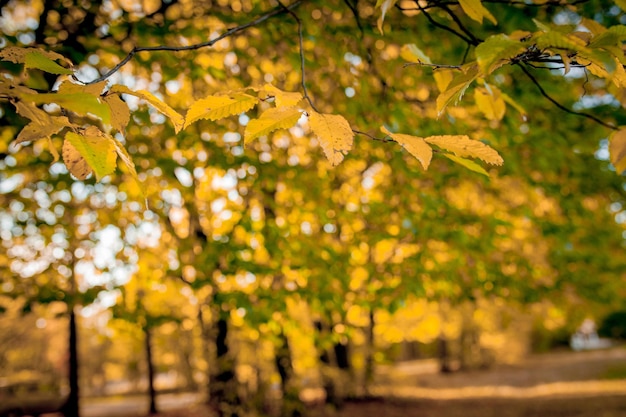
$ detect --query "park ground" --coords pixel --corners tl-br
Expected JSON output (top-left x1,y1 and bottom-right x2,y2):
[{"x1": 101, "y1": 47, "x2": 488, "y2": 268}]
[{"x1": 65, "y1": 346, "x2": 626, "y2": 417}]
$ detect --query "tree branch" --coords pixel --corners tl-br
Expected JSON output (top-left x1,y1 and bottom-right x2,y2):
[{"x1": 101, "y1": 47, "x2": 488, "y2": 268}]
[
  {"x1": 518, "y1": 63, "x2": 617, "y2": 130},
  {"x1": 415, "y1": 2, "x2": 474, "y2": 46},
  {"x1": 277, "y1": 1, "x2": 320, "y2": 113},
  {"x1": 84, "y1": 1, "x2": 303, "y2": 84},
  {"x1": 352, "y1": 129, "x2": 394, "y2": 142}
]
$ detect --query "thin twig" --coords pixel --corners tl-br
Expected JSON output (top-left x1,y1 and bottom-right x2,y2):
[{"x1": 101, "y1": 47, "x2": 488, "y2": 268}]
[
  {"x1": 518, "y1": 63, "x2": 617, "y2": 130},
  {"x1": 416, "y1": 2, "x2": 474, "y2": 46},
  {"x1": 343, "y1": 0, "x2": 364, "y2": 37},
  {"x1": 277, "y1": 0, "x2": 320, "y2": 113},
  {"x1": 84, "y1": 1, "x2": 303, "y2": 84},
  {"x1": 352, "y1": 129, "x2": 394, "y2": 142},
  {"x1": 403, "y1": 62, "x2": 462, "y2": 70},
  {"x1": 440, "y1": 4, "x2": 481, "y2": 45}
]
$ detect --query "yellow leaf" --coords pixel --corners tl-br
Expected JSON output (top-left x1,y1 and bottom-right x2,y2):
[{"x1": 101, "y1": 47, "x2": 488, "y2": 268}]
[
  {"x1": 110, "y1": 85, "x2": 184, "y2": 133},
  {"x1": 184, "y1": 93, "x2": 258, "y2": 128},
  {"x1": 433, "y1": 69, "x2": 454, "y2": 93},
  {"x1": 376, "y1": 0, "x2": 398, "y2": 34},
  {"x1": 442, "y1": 153, "x2": 490, "y2": 176},
  {"x1": 609, "y1": 128, "x2": 626, "y2": 174},
  {"x1": 64, "y1": 127, "x2": 117, "y2": 181},
  {"x1": 474, "y1": 86, "x2": 506, "y2": 121},
  {"x1": 13, "y1": 101, "x2": 72, "y2": 145},
  {"x1": 244, "y1": 106, "x2": 302, "y2": 145},
  {"x1": 309, "y1": 112, "x2": 354, "y2": 166},
  {"x1": 112, "y1": 137, "x2": 141, "y2": 188},
  {"x1": 425, "y1": 135, "x2": 503, "y2": 165},
  {"x1": 436, "y1": 65, "x2": 480, "y2": 115},
  {"x1": 260, "y1": 84, "x2": 303, "y2": 107},
  {"x1": 103, "y1": 93, "x2": 131, "y2": 133},
  {"x1": 401, "y1": 44, "x2": 432, "y2": 64},
  {"x1": 458, "y1": 0, "x2": 497, "y2": 24},
  {"x1": 381, "y1": 126, "x2": 432, "y2": 170}
]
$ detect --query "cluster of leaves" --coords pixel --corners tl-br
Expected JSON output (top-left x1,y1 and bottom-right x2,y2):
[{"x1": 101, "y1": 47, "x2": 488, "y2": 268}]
[{"x1": 0, "y1": 42, "x2": 504, "y2": 184}]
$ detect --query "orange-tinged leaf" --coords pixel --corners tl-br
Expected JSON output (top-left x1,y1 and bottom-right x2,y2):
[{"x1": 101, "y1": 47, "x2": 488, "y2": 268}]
[
  {"x1": 609, "y1": 128, "x2": 626, "y2": 174},
  {"x1": 110, "y1": 85, "x2": 184, "y2": 133},
  {"x1": 260, "y1": 84, "x2": 303, "y2": 107},
  {"x1": 458, "y1": 0, "x2": 497, "y2": 24},
  {"x1": 425, "y1": 135, "x2": 503, "y2": 165},
  {"x1": 309, "y1": 112, "x2": 354, "y2": 166},
  {"x1": 103, "y1": 93, "x2": 131, "y2": 133},
  {"x1": 474, "y1": 86, "x2": 506, "y2": 121},
  {"x1": 184, "y1": 93, "x2": 258, "y2": 128},
  {"x1": 381, "y1": 126, "x2": 432, "y2": 170},
  {"x1": 442, "y1": 153, "x2": 490, "y2": 176},
  {"x1": 63, "y1": 138, "x2": 92, "y2": 180},
  {"x1": 64, "y1": 127, "x2": 117, "y2": 181},
  {"x1": 58, "y1": 80, "x2": 107, "y2": 96},
  {"x1": 244, "y1": 106, "x2": 302, "y2": 145},
  {"x1": 13, "y1": 101, "x2": 72, "y2": 145}
]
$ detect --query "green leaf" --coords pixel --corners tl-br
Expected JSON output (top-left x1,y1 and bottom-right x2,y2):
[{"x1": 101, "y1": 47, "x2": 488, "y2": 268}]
[
  {"x1": 442, "y1": 153, "x2": 490, "y2": 176},
  {"x1": 475, "y1": 34, "x2": 527, "y2": 75},
  {"x1": 24, "y1": 51, "x2": 73, "y2": 75},
  {"x1": 64, "y1": 127, "x2": 117, "y2": 181},
  {"x1": 21, "y1": 93, "x2": 111, "y2": 125},
  {"x1": 244, "y1": 106, "x2": 302, "y2": 145}
]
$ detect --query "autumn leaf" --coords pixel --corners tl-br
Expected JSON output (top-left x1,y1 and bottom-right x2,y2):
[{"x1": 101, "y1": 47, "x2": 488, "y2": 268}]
[
  {"x1": 244, "y1": 106, "x2": 302, "y2": 145},
  {"x1": 20, "y1": 92, "x2": 111, "y2": 125},
  {"x1": 110, "y1": 85, "x2": 185, "y2": 133},
  {"x1": 184, "y1": 93, "x2": 258, "y2": 129},
  {"x1": 381, "y1": 126, "x2": 432, "y2": 170},
  {"x1": 474, "y1": 86, "x2": 506, "y2": 121},
  {"x1": 103, "y1": 93, "x2": 131, "y2": 133},
  {"x1": 401, "y1": 44, "x2": 432, "y2": 65},
  {"x1": 64, "y1": 127, "x2": 117, "y2": 181},
  {"x1": 458, "y1": 0, "x2": 497, "y2": 24},
  {"x1": 259, "y1": 84, "x2": 303, "y2": 107},
  {"x1": 58, "y1": 80, "x2": 107, "y2": 96},
  {"x1": 376, "y1": 0, "x2": 398, "y2": 34},
  {"x1": 475, "y1": 34, "x2": 527, "y2": 75},
  {"x1": 309, "y1": 112, "x2": 354, "y2": 166},
  {"x1": 0, "y1": 46, "x2": 73, "y2": 74},
  {"x1": 609, "y1": 128, "x2": 626, "y2": 174},
  {"x1": 443, "y1": 153, "x2": 490, "y2": 176},
  {"x1": 112, "y1": 138, "x2": 140, "y2": 184},
  {"x1": 13, "y1": 101, "x2": 72, "y2": 145},
  {"x1": 425, "y1": 135, "x2": 503, "y2": 165},
  {"x1": 436, "y1": 64, "x2": 480, "y2": 115}
]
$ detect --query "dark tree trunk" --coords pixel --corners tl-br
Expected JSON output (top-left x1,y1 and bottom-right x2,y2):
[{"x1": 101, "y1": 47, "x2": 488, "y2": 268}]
[
  {"x1": 275, "y1": 331, "x2": 301, "y2": 417},
  {"x1": 364, "y1": 308, "x2": 375, "y2": 393},
  {"x1": 144, "y1": 325, "x2": 158, "y2": 415},
  {"x1": 210, "y1": 317, "x2": 241, "y2": 417},
  {"x1": 438, "y1": 335, "x2": 453, "y2": 373},
  {"x1": 63, "y1": 308, "x2": 79, "y2": 417}
]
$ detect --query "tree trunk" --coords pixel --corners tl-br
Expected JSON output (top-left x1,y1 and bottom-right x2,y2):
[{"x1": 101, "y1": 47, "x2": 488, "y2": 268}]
[
  {"x1": 144, "y1": 325, "x2": 158, "y2": 415},
  {"x1": 438, "y1": 334, "x2": 453, "y2": 373},
  {"x1": 363, "y1": 308, "x2": 375, "y2": 394},
  {"x1": 209, "y1": 317, "x2": 241, "y2": 417},
  {"x1": 63, "y1": 307, "x2": 79, "y2": 417},
  {"x1": 275, "y1": 331, "x2": 301, "y2": 417}
]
